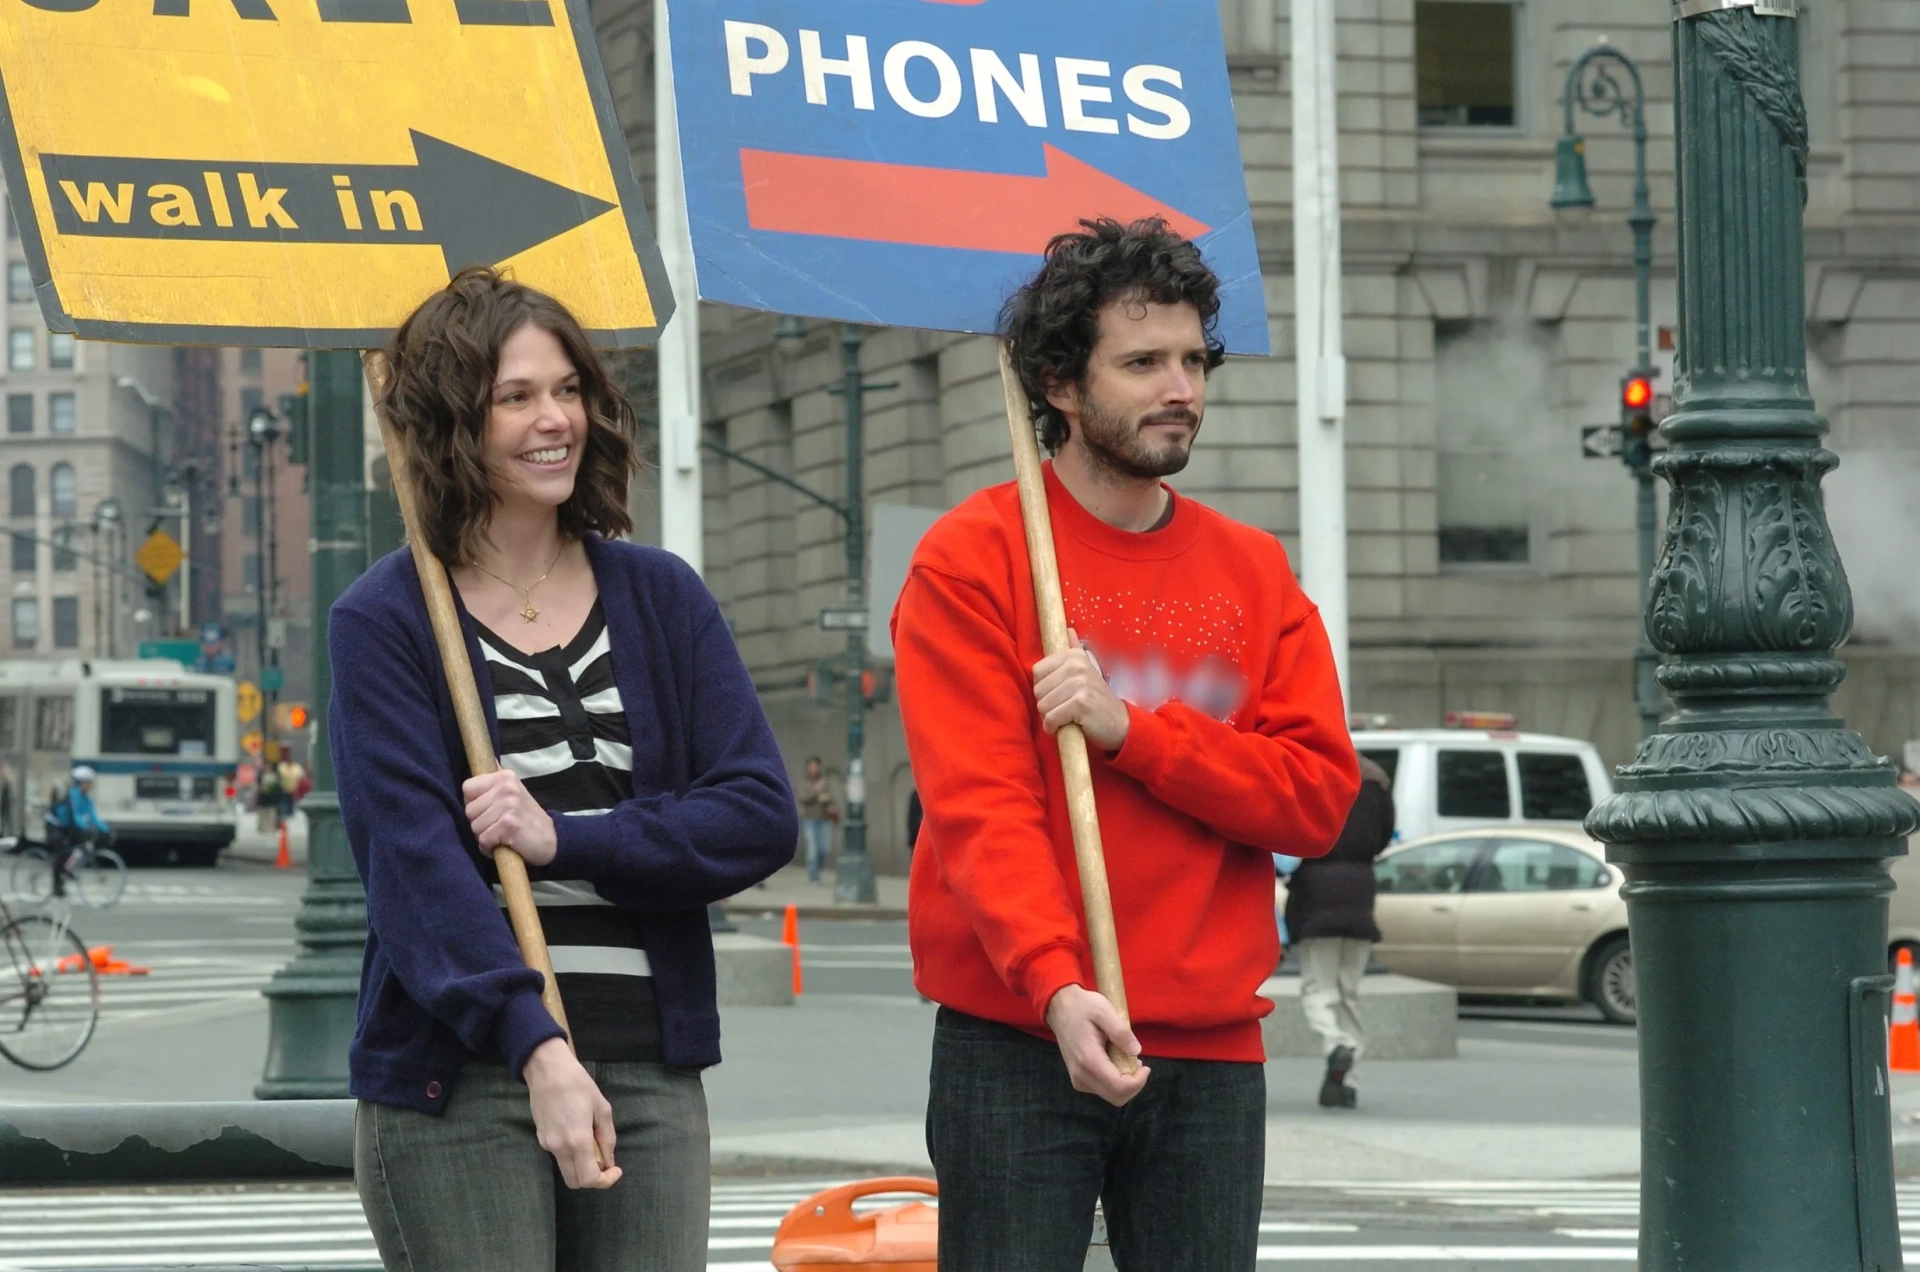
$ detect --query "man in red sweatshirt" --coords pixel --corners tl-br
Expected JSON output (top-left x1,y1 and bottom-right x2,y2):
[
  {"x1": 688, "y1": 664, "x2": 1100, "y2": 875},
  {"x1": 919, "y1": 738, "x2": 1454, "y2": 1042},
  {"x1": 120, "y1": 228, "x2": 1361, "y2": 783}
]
[{"x1": 892, "y1": 217, "x2": 1358, "y2": 1270}]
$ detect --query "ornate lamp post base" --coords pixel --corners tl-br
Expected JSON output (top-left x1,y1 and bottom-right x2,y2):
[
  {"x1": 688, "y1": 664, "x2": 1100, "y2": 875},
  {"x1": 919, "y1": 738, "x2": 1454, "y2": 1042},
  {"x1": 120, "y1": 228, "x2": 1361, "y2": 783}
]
[{"x1": 256, "y1": 797, "x2": 367, "y2": 1099}]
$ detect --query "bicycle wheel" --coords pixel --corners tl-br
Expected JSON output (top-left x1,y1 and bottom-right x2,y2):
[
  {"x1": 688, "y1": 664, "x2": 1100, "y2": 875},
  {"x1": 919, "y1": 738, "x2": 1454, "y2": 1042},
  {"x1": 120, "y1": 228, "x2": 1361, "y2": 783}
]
[
  {"x1": 73, "y1": 848, "x2": 127, "y2": 910},
  {"x1": 0, "y1": 914, "x2": 98, "y2": 1070},
  {"x1": 7, "y1": 848, "x2": 53, "y2": 905}
]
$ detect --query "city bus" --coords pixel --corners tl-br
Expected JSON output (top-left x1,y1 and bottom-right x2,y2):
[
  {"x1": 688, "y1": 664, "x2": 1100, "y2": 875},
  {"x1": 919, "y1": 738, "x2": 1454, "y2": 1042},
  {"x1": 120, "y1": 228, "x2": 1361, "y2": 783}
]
[{"x1": 0, "y1": 659, "x2": 238, "y2": 866}]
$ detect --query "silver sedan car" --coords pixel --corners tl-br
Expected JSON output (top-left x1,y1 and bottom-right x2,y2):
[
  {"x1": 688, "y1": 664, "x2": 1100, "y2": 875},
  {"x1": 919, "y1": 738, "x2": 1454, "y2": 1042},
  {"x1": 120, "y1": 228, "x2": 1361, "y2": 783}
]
[{"x1": 1369, "y1": 827, "x2": 1635, "y2": 1024}]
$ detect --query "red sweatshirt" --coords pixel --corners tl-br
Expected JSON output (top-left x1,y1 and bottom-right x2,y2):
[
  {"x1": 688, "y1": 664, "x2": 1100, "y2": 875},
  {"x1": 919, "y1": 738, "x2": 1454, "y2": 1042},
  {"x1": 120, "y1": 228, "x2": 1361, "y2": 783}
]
[{"x1": 892, "y1": 464, "x2": 1358, "y2": 1062}]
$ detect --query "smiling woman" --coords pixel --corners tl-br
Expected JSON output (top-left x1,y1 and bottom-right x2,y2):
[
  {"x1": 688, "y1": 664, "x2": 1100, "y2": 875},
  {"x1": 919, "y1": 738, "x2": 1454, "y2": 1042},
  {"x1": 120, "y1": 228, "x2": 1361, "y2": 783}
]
[{"x1": 329, "y1": 266, "x2": 796, "y2": 1269}]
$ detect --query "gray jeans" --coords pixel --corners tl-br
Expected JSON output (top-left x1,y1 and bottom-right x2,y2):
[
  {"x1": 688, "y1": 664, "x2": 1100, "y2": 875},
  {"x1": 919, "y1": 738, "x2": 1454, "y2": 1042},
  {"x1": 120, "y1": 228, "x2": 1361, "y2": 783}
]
[{"x1": 355, "y1": 1060, "x2": 709, "y2": 1271}]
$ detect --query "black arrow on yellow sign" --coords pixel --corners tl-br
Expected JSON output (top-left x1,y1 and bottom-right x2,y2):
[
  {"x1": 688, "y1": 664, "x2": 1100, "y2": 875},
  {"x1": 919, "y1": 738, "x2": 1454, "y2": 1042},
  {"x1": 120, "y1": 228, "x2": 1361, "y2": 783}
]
[{"x1": 40, "y1": 131, "x2": 616, "y2": 273}]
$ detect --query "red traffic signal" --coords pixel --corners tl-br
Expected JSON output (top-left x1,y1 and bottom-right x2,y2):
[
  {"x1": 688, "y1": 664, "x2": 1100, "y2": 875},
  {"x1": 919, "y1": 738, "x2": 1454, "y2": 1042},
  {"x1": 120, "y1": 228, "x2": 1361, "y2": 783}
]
[{"x1": 1622, "y1": 375, "x2": 1655, "y2": 412}]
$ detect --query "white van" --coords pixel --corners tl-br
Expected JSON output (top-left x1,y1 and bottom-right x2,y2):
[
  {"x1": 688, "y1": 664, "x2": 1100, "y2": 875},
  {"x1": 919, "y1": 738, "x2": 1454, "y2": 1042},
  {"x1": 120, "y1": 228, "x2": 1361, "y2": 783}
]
[{"x1": 1350, "y1": 713, "x2": 1614, "y2": 843}]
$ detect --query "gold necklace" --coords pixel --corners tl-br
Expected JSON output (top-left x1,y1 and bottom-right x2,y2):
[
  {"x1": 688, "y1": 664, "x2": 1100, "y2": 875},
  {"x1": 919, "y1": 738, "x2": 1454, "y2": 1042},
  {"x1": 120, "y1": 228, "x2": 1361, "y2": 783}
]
[{"x1": 472, "y1": 547, "x2": 561, "y2": 624}]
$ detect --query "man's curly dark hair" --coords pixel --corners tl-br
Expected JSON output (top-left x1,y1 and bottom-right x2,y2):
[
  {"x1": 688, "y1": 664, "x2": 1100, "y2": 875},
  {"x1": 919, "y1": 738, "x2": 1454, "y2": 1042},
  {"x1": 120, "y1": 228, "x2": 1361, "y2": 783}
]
[{"x1": 999, "y1": 217, "x2": 1227, "y2": 454}]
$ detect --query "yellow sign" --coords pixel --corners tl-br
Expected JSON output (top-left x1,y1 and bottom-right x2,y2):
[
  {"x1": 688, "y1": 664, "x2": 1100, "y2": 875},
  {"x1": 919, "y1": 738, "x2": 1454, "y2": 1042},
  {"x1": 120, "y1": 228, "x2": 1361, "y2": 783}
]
[
  {"x1": 242, "y1": 729, "x2": 264, "y2": 758},
  {"x1": 237, "y1": 681, "x2": 262, "y2": 725},
  {"x1": 0, "y1": 0, "x2": 670, "y2": 348},
  {"x1": 134, "y1": 529, "x2": 183, "y2": 585}
]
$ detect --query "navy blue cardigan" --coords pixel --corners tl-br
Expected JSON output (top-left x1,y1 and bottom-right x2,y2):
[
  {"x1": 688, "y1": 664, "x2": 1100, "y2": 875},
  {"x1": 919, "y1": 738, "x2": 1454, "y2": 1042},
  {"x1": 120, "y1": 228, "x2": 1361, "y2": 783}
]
[{"x1": 329, "y1": 537, "x2": 796, "y2": 1114}]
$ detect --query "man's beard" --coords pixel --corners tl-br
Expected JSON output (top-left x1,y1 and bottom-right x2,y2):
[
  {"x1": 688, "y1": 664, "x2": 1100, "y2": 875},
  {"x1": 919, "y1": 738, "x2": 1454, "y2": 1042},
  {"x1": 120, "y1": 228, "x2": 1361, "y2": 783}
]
[{"x1": 1074, "y1": 392, "x2": 1201, "y2": 481}]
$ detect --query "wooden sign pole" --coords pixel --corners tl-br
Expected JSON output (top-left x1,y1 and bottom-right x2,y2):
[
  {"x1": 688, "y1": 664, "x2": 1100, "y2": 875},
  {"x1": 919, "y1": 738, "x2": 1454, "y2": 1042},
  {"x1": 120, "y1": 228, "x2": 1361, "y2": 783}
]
[
  {"x1": 359, "y1": 350, "x2": 574, "y2": 1047},
  {"x1": 997, "y1": 344, "x2": 1138, "y2": 1076}
]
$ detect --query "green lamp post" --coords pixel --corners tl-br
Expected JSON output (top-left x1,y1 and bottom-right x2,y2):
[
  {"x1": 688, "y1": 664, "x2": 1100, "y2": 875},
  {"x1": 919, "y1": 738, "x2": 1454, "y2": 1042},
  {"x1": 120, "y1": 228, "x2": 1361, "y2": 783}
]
[
  {"x1": 256, "y1": 349, "x2": 370, "y2": 1098},
  {"x1": 1586, "y1": 3, "x2": 1917, "y2": 1268},
  {"x1": 1552, "y1": 40, "x2": 1661, "y2": 740}
]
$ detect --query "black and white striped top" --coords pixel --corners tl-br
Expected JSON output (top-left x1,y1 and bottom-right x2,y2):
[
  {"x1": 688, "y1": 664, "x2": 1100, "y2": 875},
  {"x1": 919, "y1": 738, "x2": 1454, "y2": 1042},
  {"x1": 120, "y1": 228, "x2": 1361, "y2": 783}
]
[{"x1": 478, "y1": 600, "x2": 661, "y2": 1062}]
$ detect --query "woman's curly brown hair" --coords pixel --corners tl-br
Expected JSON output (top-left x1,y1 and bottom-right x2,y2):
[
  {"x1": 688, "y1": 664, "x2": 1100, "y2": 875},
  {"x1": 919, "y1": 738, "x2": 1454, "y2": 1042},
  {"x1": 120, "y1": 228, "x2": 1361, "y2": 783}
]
[
  {"x1": 379, "y1": 266, "x2": 640, "y2": 565},
  {"x1": 999, "y1": 217, "x2": 1226, "y2": 453}
]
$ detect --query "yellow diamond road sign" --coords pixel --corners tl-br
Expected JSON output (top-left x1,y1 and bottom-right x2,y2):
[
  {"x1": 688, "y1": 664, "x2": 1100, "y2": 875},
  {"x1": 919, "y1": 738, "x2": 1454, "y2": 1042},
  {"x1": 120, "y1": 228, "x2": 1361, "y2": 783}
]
[
  {"x1": 0, "y1": 0, "x2": 670, "y2": 348},
  {"x1": 135, "y1": 529, "x2": 183, "y2": 586}
]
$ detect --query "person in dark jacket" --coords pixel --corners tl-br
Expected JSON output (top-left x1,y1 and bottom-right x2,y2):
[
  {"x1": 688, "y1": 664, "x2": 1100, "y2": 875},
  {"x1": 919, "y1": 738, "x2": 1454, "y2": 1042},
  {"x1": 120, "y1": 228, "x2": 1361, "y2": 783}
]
[
  {"x1": 333, "y1": 267, "x2": 796, "y2": 1269},
  {"x1": 1285, "y1": 756, "x2": 1396, "y2": 1108}
]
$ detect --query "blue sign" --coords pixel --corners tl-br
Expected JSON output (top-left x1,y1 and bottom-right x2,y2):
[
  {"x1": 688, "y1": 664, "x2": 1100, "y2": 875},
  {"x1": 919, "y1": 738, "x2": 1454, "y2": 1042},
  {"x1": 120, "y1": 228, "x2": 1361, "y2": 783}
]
[
  {"x1": 200, "y1": 620, "x2": 225, "y2": 648},
  {"x1": 669, "y1": 0, "x2": 1268, "y2": 353}
]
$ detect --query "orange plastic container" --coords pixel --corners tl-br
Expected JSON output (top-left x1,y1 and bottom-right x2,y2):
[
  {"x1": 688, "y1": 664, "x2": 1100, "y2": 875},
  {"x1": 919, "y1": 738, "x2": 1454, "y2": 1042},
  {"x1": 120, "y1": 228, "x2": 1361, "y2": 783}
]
[{"x1": 770, "y1": 1177, "x2": 938, "y2": 1271}]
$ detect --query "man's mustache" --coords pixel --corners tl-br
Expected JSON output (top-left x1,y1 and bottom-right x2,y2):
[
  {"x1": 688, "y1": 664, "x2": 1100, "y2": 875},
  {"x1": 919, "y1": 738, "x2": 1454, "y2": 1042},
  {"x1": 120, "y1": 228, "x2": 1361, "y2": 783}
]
[{"x1": 1140, "y1": 408, "x2": 1200, "y2": 431}]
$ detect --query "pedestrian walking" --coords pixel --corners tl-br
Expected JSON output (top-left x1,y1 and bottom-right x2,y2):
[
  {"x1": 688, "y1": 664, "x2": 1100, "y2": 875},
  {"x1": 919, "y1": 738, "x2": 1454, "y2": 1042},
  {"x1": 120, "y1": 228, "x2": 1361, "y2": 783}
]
[
  {"x1": 1284, "y1": 757, "x2": 1396, "y2": 1109},
  {"x1": 274, "y1": 756, "x2": 306, "y2": 826},
  {"x1": 797, "y1": 756, "x2": 837, "y2": 886},
  {"x1": 329, "y1": 267, "x2": 796, "y2": 1271},
  {"x1": 893, "y1": 218, "x2": 1359, "y2": 1272}
]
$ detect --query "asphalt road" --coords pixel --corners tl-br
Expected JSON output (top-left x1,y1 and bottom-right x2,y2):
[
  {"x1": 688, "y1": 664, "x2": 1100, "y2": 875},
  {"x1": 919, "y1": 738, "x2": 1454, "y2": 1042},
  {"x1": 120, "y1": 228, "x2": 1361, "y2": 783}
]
[{"x1": 14, "y1": 1176, "x2": 1920, "y2": 1270}]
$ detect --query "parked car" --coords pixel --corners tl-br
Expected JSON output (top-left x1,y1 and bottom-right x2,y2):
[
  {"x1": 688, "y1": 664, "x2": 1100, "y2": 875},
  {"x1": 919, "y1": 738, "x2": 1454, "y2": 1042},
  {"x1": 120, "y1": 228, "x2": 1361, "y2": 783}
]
[
  {"x1": 1369, "y1": 826, "x2": 1635, "y2": 1024},
  {"x1": 1351, "y1": 713, "x2": 1613, "y2": 843}
]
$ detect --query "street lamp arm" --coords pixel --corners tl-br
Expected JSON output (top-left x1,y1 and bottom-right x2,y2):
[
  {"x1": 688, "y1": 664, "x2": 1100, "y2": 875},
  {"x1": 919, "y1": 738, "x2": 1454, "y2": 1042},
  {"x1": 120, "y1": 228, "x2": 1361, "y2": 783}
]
[
  {"x1": 698, "y1": 436, "x2": 851, "y2": 522},
  {"x1": 1563, "y1": 45, "x2": 1647, "y2": 140}
]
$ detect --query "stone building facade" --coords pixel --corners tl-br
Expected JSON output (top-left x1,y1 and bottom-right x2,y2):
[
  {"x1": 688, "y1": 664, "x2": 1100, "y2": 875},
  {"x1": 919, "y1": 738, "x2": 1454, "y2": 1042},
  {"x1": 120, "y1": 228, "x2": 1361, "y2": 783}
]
[{"x1": 588, "y1": 0, "x2": 1920, "y2": 872}]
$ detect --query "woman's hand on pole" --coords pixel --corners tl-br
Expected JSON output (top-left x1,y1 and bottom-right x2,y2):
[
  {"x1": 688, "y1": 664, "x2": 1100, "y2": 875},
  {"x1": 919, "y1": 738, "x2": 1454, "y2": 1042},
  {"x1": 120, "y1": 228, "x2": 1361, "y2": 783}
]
[
  {"x1": 523, "y1": 1037, "x2": 621, "y2": 1189},
  {"x1": 463, "y1": 769, "x2": 557, "y2": 867}
]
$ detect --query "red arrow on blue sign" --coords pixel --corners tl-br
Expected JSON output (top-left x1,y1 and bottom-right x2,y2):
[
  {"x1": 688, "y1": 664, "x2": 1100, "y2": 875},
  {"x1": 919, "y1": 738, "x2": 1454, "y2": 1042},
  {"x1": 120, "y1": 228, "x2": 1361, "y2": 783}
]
[{"x1": 739, "y1": 143, "x2": 1210, "y2": 254}]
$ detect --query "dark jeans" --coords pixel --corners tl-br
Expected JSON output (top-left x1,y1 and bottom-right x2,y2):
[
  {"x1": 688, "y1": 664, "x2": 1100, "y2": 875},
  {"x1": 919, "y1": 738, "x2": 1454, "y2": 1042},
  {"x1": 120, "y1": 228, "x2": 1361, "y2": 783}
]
[
  {"x1": 926, "y1": 1007, "x2": 1265, "y2": 1272},
  {"x1": 355, "y1": 1060, "x2": 709, "y2": 1271}
]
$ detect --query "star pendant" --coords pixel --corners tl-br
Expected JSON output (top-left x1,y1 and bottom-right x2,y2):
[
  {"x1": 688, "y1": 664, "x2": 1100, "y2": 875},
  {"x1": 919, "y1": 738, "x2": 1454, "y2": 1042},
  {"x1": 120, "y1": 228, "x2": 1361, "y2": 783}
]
[{"x1": 520, "y1": 602, "x2": 540, "y2": 624}]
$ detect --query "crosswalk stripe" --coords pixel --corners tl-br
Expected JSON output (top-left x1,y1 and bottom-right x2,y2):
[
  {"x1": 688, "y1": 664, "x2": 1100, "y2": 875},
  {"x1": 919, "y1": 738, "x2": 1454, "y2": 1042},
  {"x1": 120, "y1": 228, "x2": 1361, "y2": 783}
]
[{"x1": 1254, "y1": 1246, "x2": 1638, "y2": 1261}]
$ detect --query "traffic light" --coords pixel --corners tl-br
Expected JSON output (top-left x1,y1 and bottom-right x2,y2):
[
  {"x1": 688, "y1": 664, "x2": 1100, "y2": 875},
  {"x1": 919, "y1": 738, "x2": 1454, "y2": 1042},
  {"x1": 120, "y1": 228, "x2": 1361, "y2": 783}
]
[
  {"x1": 1620, "y1": 371, "x2": 1657, "y2": 472},
  {"x1": 281, "y1": 383, "x2": 311, "y2": 465},
  {"x1": 272, "y1": 702, "x2": 311, "y2": 734}
]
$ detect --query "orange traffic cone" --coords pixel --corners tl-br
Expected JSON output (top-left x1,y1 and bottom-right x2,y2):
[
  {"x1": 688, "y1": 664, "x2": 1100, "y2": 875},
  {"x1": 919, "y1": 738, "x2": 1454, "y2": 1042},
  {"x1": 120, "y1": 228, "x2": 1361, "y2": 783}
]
[
  {"x1": 782, "y1": 903, "x2": 803, "y2": 996},
  {"x1": 56, "y1": 945, "x2": 150, "y2": 976},
  {"x1": 1893, "y1": 948, "x2": 1920, "y2": 1073},
  {"x1": 771, "y1": 1178, "x2": 937, "y2": 1272},
  {"x1": 274, "y1": 823, "x2": 291, "y2": 869}
]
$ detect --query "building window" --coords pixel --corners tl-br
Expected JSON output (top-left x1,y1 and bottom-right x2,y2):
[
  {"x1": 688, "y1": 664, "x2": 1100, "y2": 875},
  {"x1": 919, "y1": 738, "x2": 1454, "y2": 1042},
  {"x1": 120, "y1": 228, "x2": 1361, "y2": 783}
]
[
  {"x1": 9, "y1": 532, "x2": 32, "y2": 574},
  {"x1": 239, "y1": 386, "x2": 264, "y2": 426},
  {"x1": 240, "y1": 347, "x2": 262, "y2": 374},
  {"x1": 48, "y1": 463, "x2": 75, "y2": 518},
  {"x1": 6, "y1": 263, "x2": 28, "y2": 304},
  {"x1": 7, "y1": 328, "x2": 32, "y2": 371},
  {"x1": 51, "y1": 524, "x2": 75, "y2": 573},
  {"x1": 48, "y1": 392, "x2": 74, "y2": 435},
  {"x1": 1435, "y1": 320, "x2": 1542, "y2": 565},
  {"x1": 10, "y1": 598, "x2": 38, "y2": 650},
  {"x1": 51, "y1": 596, "x2": 77, "y2": 649},
  {"x1": 7, "y1": 463, "x2": 31, "y2": 518},
  {"x1": 46, "y1": 332, "x2": 74, "y2": 370},
  {"x1": 242, "y1": 552, "x2": 261, "y2": 593},
  {"x1": 242, "y1": 495, "x2": 262, "y2": 537},
  {"x1": 6, "y1": 394, "x2": 29, "y2": 435},
  {"x1": 1416, "y1": 2, "x2": 1517, "y2": 128}
]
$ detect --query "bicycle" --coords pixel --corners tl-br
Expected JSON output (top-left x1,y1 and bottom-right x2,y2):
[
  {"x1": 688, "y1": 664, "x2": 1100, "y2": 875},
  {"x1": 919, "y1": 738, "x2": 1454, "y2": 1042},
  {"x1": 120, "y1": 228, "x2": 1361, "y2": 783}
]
[
  {"x1": 0, "y1": 890, "x2": 100, "y2": 1070},
  {"x1": 6, "y1": 829, "x2": 127, "y2": 910}
]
